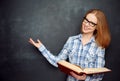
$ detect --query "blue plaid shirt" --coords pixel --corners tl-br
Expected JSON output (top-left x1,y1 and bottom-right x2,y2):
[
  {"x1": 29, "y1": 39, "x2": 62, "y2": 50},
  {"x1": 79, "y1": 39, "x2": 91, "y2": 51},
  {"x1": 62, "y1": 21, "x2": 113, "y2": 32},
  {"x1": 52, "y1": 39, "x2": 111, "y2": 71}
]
[{"x1": 38, "y1": 34, "x2": 105, "y2": 81}]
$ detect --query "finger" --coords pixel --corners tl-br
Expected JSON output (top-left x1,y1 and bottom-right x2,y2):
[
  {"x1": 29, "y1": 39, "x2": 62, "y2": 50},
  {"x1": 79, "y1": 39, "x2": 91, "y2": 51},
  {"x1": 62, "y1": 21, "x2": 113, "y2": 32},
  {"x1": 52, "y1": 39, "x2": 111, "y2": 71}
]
[
  {"x1": 37, "y1": 39, "x2": 41, "y2": 43},
  {"x1": 70, "y1": 72, "x2": 77, "y2": 76},
  {"x1": 29, "y1": 38, "x2": 33, "y2": 43},
  {"x1": 30, "y1": 38, "x2": 34, "y2": 43},
  {"x1": 29, "y1": 38, "x2": 35, "y2": 45},
  {"x1": 29, "y1": 40, "x2": 33, "y2": 44},
  {"x1": 70, "y1": 71, "x2": 74, "y2": 75},
  {"x1": 82, "y1": 74, "x2": 86, "y2": 77}
]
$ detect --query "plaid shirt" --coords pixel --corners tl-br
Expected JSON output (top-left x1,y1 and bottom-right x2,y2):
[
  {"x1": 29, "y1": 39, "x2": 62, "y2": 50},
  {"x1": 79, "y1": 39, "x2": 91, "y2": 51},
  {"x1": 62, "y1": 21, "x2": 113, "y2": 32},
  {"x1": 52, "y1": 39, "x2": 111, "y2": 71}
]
[{"x1": 38, "y1": 34, "x2": 105, "y2": 81}]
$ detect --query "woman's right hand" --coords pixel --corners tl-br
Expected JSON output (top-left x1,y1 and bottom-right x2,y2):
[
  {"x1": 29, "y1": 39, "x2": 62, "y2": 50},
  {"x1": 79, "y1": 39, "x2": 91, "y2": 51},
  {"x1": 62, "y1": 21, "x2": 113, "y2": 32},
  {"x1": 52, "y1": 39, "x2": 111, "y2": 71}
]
[
  {"x1": 29, "y1": 38, "x2": 42, "y2": 48},
  {"x1": 70, "y1": 71, "x2": 86, "y2": 80}
]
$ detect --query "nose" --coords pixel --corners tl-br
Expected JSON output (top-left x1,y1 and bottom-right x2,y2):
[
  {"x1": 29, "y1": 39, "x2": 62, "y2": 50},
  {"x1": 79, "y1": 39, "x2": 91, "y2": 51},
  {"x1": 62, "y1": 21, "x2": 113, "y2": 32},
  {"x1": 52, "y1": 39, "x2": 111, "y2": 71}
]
[{"x1": 84, "y1": 22, "x2": 89, "y2": 26}]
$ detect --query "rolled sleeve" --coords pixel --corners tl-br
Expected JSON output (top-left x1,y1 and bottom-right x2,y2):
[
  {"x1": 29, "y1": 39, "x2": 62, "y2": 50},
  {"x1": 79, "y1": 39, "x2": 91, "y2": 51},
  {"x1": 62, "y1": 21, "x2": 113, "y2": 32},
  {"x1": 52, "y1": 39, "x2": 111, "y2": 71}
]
[{"x1": 38, "y1": 44, "x2": 46, "y2": 52}]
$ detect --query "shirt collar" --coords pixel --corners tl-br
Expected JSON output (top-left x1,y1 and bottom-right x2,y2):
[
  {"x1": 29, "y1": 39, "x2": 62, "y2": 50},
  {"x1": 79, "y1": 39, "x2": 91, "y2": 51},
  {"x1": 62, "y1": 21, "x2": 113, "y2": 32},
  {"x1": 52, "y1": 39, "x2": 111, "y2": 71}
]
[{"x1": 78, "y1": 34, "x2": 96, "y2": 43}]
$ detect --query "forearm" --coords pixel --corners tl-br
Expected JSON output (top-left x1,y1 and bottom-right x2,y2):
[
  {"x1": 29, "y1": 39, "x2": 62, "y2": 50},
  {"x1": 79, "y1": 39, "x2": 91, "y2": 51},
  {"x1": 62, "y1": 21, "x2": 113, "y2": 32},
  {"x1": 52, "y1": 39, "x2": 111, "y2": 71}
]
[{"x1": 38, "y1": 44, "x2": 60, "y2": 67}]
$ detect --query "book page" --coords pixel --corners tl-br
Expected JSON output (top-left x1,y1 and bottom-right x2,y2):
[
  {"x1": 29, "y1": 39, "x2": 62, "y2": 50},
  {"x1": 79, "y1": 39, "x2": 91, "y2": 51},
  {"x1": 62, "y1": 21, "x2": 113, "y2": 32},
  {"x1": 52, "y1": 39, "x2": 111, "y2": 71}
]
[{"x1": 83, "y1": 68, "x2": 111, "y2": 74}]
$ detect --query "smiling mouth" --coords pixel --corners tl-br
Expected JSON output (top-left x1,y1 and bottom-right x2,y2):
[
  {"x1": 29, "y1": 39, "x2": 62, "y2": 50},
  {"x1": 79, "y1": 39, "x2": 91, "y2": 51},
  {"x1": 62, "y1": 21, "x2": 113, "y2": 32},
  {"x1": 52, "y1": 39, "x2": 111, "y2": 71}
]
[{"x1": 84, "y1": 26, "x2": 89, "y2": 30}]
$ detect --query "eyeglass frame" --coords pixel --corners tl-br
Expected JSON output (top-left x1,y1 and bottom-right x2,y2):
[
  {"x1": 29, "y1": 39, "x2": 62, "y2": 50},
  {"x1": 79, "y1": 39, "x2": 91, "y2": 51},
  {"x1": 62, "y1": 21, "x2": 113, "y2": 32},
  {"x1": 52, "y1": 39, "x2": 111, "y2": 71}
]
[{"x1": 83, "y1": 17, "x2": 97, "y2": 27}]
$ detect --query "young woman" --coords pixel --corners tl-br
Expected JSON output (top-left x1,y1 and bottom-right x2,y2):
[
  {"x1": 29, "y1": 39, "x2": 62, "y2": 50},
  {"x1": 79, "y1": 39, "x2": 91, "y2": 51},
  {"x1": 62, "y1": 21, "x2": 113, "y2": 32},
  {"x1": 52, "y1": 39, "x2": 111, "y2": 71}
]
[{"x1": 29, "y1": 9, "x2": 111, "y2": 81}]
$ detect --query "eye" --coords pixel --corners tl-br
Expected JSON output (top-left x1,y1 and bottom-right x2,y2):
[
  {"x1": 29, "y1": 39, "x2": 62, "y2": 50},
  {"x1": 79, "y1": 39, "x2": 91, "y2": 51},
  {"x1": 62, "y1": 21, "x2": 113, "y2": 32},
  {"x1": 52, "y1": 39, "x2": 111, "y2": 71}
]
[{"x1": 83, "y1": 17, "x2": 97, "y2": 27}]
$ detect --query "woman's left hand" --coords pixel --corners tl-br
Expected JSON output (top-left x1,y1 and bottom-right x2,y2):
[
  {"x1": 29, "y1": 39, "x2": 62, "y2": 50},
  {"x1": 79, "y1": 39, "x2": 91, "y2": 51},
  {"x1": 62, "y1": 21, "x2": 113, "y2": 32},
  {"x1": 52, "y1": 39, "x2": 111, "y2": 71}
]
[
  {"x1": 29, "y1": 38, "x2": 42, "y2": 48},
  {"x1": 70, "y1": 71, "x2": 86, "y2": 80}
]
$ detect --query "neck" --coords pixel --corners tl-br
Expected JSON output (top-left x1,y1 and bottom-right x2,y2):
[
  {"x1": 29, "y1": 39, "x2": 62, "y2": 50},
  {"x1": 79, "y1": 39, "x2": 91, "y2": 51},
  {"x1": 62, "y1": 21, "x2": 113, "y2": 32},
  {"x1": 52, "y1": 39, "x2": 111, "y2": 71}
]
[
  {"x1": 81, "y1": 33, "x2": 93, "y2": 46},
  {"x1": 82, "y1": 33, "x2": 93, "y2": 39}
]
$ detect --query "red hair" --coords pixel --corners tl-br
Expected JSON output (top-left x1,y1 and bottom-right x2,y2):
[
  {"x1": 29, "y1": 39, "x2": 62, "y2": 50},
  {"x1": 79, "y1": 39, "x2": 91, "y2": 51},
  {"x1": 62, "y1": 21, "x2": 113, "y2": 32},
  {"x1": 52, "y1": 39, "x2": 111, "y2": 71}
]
[{"x1": 82, "y1": 9, "x2": 111, "y2": 48}]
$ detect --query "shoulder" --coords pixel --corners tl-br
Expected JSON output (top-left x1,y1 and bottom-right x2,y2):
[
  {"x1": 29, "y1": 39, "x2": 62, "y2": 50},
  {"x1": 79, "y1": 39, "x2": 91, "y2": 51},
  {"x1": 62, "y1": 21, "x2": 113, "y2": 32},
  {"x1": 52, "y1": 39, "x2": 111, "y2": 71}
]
[
  {"x1": 68, "y1": 34, "x2": 81, "y2": 41},
  {"x1": 65, "y1": 34, "x2": 81, "y2": 44}
]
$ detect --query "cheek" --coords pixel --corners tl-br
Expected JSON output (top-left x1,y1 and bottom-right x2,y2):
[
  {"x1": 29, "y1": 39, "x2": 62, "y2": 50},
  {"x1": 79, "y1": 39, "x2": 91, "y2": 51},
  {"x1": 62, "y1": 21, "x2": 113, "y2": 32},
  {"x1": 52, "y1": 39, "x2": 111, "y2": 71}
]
[
  {"x1": 89, "y1": 28, "x2": 96, "y2": 33},
  {"x1": 91, "y1": 28, "x2": 96, "y2": 31},
  {"x1": 81, "y1": 24, "x2": 84, "y2": 31}
]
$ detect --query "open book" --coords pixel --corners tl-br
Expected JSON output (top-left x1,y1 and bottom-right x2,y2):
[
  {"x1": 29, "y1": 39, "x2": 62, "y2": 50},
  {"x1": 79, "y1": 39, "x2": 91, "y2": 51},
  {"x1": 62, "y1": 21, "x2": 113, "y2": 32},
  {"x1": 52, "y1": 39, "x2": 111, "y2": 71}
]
[{"x1": 57, "y1": 60, "x2": 111, "y2": 75}]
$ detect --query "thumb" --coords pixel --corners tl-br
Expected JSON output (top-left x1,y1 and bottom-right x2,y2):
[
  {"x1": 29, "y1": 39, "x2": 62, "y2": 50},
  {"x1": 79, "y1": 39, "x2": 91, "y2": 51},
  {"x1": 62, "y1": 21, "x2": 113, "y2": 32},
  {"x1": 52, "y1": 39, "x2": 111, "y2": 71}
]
[{"x1": 37, "y1": 39, "x2": 41, "y2": 43}]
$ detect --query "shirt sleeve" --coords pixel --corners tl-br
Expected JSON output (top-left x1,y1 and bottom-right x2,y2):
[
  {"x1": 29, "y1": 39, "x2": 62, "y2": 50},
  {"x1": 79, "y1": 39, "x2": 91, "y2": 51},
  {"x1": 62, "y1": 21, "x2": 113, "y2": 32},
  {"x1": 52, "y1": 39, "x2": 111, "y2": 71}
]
[
  {"x1": 85, "y1": 47, "x2": 105, "y2": 81},
  {"x1": 38, "y1": 37, "x2": 71, "y2": 67}
]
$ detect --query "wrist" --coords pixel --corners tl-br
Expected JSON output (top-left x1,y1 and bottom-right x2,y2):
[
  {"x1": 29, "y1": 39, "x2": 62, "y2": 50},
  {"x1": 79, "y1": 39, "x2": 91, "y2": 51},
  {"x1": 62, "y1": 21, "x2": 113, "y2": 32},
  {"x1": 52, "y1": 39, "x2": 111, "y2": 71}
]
[{"x1": 38, "y1": 44, "x2": 46, "y2": 52}]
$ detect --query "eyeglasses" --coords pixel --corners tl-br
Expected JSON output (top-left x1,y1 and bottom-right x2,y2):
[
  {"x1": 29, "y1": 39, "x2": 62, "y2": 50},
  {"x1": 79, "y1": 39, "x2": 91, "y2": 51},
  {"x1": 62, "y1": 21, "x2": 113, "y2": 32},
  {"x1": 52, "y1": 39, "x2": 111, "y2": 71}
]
[{"x1": 83, "y1": 17, "x2": 97, "y2": 27}]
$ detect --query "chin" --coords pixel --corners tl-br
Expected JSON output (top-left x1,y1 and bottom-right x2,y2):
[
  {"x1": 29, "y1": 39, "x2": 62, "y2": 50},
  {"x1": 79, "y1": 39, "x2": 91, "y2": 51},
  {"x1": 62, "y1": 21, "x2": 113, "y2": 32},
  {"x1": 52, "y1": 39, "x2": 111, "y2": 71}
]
[
  {"x1": 82, "y1": 30, "x2": 93, "y2": 34},
  {"x1": 82, "y1": 29, "x2": 90, "y2": 33}
]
